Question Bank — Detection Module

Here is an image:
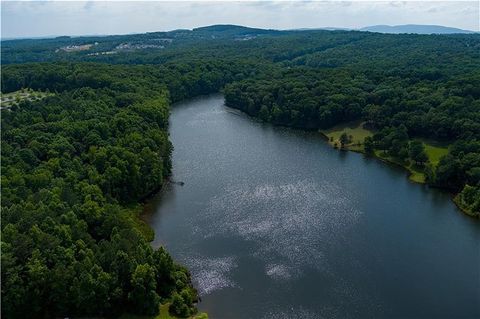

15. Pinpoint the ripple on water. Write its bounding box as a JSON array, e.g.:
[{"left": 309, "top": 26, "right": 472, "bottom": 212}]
[
  {"left": 182, "top": 255, "right": 238, "bottom": 295},
  {"left": 265, "top": 264, "right": 292, "bottom": 280},
  {"left": 188, "top": 180, "right": 363, "bottom": 289},
  {"left": 262, "top": 307, "right": 322, "bottom": 319},
  {"left": 185, "top": 107, "right": 225, "bottom": 127}
]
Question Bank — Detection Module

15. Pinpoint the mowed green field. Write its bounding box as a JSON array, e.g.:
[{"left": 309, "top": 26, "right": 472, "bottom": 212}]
[
  {"left": 376, "top": 141, "right": 449, "bottom": 183},
  {"left": 320, "top": 121, "right": 373, "bottom": 151},
  {"left": 321, "top": 121, "right": 450, "bottom": 183},
  {"left": 422, "top": 141, "right": 449, "bottom": 166}
]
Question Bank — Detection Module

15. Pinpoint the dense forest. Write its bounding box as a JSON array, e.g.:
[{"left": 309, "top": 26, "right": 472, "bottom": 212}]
[
  {"left": 222, "top": 28, "right": 480, "bottom": 216},
  {"left": 2, "top": 25, "right": 480, "bottom": 318},
  {"left": 1, "top": 61, "right": 254, "bottom": 318}
]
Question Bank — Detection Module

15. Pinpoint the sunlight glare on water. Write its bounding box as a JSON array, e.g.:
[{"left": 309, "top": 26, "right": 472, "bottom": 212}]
[{"left": 146, "top": 94, "right": 480, "bottom": 319}]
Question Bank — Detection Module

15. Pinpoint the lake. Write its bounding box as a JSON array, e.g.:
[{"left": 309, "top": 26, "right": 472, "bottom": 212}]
[{"left": 144, "top": 94, "right": 480, "bottom": 318}]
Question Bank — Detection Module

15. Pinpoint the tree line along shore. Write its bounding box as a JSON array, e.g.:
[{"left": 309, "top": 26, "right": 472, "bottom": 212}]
[{"left": 2, "top": 26, "right": 479, "bottom": 318}]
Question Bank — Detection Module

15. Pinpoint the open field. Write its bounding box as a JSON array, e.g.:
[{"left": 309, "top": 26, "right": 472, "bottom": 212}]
[
  {"left": 422, "top": 140, "right": 450, "bottom": 166},
  {"left": 1, "top": 89, "right": 53, "bottom": 109},
  {"left": 321, "top": 121, "right": 450, "bottom": 183},
  {"left": 320, "top": 121, "right": 373, "bottom": 151},
  {"left": 375, "top": 140, "right": 450, "bottom": 183}
]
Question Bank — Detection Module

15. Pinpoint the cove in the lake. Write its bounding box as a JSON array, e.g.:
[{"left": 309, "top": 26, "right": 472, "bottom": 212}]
[{"left": 143, "top": 94, "right": 480, "bottom": 319}]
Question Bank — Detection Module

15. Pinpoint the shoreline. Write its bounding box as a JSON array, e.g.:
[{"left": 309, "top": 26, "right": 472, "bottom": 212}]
[
  {"left": 319, "top": 131, "right": 477, "bottom": 219},
  {"left": 226, "top": 102, "right": 476, "bottom": 219}
]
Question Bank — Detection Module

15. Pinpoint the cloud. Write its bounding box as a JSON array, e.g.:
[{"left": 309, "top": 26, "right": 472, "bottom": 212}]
[{"left": 1, "top": 1, "right": 478, "bottom": 38}]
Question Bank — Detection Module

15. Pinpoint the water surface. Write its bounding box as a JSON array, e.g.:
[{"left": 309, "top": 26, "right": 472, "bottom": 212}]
[{"left": 144, "top": 94, "right": 480, "bottom": 318}]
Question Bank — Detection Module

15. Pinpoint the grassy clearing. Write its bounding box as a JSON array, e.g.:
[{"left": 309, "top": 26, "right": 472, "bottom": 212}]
[
  {"left": 407, "top": 140, "right": 449, "bottom": 183},
  {"left": 320, "top": 121, "right": 373, "bottom": 152},
  {"left": 120, "top": 303, "right": 208, "bottom": 319},
  {"left": 407, "top": 166, "right": 426, "bottom": 183},
  {"left": 321, "top": 121, "right": 450, "bottom": 184},
  {"left": 1, "top": 89, "right": 53, "bottom": 109},
  {"left": 422, "top": 140, "right": 449, "bottom": 166},
  {"left": 374, "top": 140, "right": 450, "bottom": 183}
]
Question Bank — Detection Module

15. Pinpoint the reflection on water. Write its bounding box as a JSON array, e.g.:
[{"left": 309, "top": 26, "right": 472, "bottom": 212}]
[{"left": 146, "top": 95, "right": 480, "bottom": 319}]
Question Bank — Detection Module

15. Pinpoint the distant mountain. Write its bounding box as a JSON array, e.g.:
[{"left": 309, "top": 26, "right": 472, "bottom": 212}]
[
  {"left": 192, "top": 24, "right": 280, "bottom": 37},
  {"left": 289, "top": 27, "right": 352, "bottom": 31},
  {"left": 360, "top": 24, "right": 475, "bottom": 34},
  {"left": 6, "top": 24, "right": 477, "bottom": 42},
  {"left": 193, "top": 24, "right": 268, "bottom": 33}
]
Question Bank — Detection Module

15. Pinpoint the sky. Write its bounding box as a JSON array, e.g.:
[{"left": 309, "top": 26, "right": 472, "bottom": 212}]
[{"left": 1, "top": 1, "right": 479, "bottom": 39}]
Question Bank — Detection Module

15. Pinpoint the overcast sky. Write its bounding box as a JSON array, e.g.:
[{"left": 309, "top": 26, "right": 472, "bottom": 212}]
[{"left": 2, "top": 1, "right": 479, "bottom": 39}]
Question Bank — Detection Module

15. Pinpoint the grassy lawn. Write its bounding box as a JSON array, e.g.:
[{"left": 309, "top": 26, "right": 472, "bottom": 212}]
[
  {"left": 374, "top": 140, "right": 450, "bottom": 184},
  {"left": 321, "top": 121, "right": 451, "bottom": 184},
  {"left": 421, "top": 140, "right": 449, "bottom": 166},
  {"left": 412, "top": 140, "right": 449, "bottom": 183},
  {"left": 406, "top": 165, "right": 426, "bottom": 183},
  {"left": 120, "top": 303, "right": 208, "bottom": 319},
  {"left": 320, "top": 121, "right": 373, "bottom": 151}
]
